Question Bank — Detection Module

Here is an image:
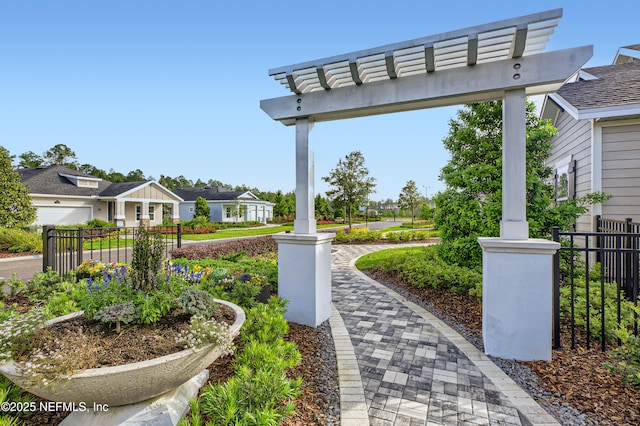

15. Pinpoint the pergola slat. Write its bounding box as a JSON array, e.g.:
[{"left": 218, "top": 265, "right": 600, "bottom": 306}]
[{"left": 269, "top": 8, "right": 562, "bottom": 94}]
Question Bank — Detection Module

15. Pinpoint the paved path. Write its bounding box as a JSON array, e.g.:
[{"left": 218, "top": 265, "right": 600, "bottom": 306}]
[{"left": 330, "top": 244, "right": 559, "bottom": 426}]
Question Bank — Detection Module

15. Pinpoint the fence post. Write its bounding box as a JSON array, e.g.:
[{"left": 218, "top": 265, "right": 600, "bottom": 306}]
[
  {"left": 42, "top": 225, "right": 56, "bottom": 272},
  {"left": 77, "top": 228, "right": 84, "bottom": 271},
  {"left": 552, "top": 226, "right": 561, "bottom": 349},
  {"left": 625, "top": 218, "right": 633, "bottom": 298},
  {"left": 177, "top": 223, "right": 182, "bottom": 248}
]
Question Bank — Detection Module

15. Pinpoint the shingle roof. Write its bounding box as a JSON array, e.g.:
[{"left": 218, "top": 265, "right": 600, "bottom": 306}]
[
  {"left": 172, "top": 187, "right": 246, "bottom": 202},
  {"left": 622, "top": 44, "right": 640, "bottom": 51},
  {"left": 99, "top": 181, "right": 148, "bottom": 197},
  {"left": 554, "top": 61, "right": 640, "bottom": 110},
  {"left": 17, "top": 165, "right": 150, "bottom": 197}
]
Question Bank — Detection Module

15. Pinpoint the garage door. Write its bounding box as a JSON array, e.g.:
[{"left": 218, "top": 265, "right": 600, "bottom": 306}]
[{"left": 36, "top": 207, "right": 92, "bottom": 226}]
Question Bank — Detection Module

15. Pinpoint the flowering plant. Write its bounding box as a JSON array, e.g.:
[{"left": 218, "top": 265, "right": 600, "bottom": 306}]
[{"left": 76, "top": 259, "right": 128, "bottom": 279}]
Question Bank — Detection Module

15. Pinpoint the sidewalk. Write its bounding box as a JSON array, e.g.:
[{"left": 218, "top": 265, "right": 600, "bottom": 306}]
[{"left": 330, "top": 244, "right": 559, "bottom": 426}]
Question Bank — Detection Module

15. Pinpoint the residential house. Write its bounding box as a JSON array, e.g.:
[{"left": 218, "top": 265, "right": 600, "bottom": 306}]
[
  {"left": 541, "top": 45, "right": 640, "bottom": 232},
  {"left": 18, "top": 165, "right": 183, "bottom": 227},
  {"left": 172, "top": 186, "right": 274, "bottom": 224}
]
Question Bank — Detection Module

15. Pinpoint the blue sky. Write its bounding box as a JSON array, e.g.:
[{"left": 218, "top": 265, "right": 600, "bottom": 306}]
[{"left": 0, "top": 1, "right": 637, "bottom": 201}]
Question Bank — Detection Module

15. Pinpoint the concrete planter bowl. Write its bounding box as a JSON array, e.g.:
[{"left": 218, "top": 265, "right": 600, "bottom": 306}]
[{"left": 0, "top": 299, "right": 245, "bottom": 407}]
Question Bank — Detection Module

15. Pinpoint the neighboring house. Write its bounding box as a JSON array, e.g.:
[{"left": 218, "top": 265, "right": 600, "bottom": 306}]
[
  {"left": 541, "top": 45, "right": 640, "bottom": 232},
  {"left": 172, "top": 186, "right": 274, "bottom": 224},
  {"left": 18, "top": 165, "right": 183, "bottom": 227}
]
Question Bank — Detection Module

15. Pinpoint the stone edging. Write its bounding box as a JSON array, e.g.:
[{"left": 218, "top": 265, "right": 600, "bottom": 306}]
[{"left": 329, "top": 305, "right": 370, "bottom": 426}]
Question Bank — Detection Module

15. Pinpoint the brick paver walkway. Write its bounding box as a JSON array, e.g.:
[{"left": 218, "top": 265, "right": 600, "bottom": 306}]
[{"left": 331, "top": 244, "right": 559, "bottom": 426}]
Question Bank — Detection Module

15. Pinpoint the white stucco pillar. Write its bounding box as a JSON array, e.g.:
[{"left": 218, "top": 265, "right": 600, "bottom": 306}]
[
  {"left": 172, "top": 202, "right": 180, "bottom": 224},
  {"left": 294, "top": 118, "right": 316, "bottom": 234},
  {"left": 501, "top": 88, "right": 529, "bottom": 240},
  {"left": 274, "top": 116, "right": 334, "bottom": 327},
  {"left": 115, "top": 201, "right": 126, "bottom": 227},
  {"left": 478, "top": 89, "right": 559, "bottom": 361}
]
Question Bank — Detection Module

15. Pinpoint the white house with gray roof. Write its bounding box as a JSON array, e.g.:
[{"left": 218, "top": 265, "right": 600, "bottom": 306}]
[
  {"left": 172, "top": 186, "right": 274, "bottom": 224},
  {"left": 18, "top": 165, "right": 182, "bottom": 227},
  {"left": 541, "top": 45, "right": 640, "bottom": 232}
]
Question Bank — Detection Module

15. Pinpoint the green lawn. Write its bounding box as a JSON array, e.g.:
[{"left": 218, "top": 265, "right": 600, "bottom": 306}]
[{"left": 354, "top": 246, "right": 424, "bottom": 270}]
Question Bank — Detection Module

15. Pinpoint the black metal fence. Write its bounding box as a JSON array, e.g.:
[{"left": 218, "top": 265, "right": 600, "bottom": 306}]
[
  {"left": 42, "top": 225, "right": 182, "bottom": 277},
  {"left": 595, "top": 215, "right": 640, "bottom": 298},
  {"left": 552, "top": 224, "right": 639, "bottom": 351}
]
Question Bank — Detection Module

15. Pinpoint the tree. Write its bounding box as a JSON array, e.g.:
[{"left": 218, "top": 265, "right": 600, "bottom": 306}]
[
  {"left": 398, "top": 180, "right": 422, "bottom": 227},
  {"left": 126, "top": 169, "right": 146, "bottom": 182},
  {"left": 273, "top": 190, "right": 295, "bottom": 219},
  {"left": 419, "top": 203, "right": 434, "bottom": 221},
  {"left": 194, "top": 196, "right": 211, "bottom": 220},
  {"left": 0, "top": 147, "right": 36, "bottom": 227},
  {"left": 43, "top": 144, "right": 78, "bottom": 168},
  {"left": 17, "top": 151, "right": 44, "bottom": 168},
  {"left": 434, "top": 100, "right": 607, "bottom": 270},
  {"left": 322, "top": 151, "right": 376, "bottom": 229},
  {"left": 314, "top": 194, "right": 332, "bottom": 219}
]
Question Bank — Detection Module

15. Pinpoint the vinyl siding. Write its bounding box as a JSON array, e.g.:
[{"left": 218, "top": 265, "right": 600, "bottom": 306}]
[
  {"left": 602, "top": 123, "right": 640, "bottom": 222},
  {"left": 546, "top": 111, "right": 592, "bottom": 232}
]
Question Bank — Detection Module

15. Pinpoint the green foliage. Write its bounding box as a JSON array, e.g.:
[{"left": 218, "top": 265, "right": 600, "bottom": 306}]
[
  {"left": 322, "top": 151, "right": 376, "bottom": 229},
  {"left": 398, "top": 180, "right": 422, "bottom": 226},
  {"left": 136, "top": 289, "right": 176, "bottom": 324},
  {"left": 435, "top": 236, "right": 483, "bottom": 272},
  {"left": 559, "top": 271, "right": 638, "bottom": 342},
  {"left": 0, "top": 147, "right": 36, "bottom": 228},
  {"left": 194, "top": 196, "right": 211, "bottom": 220},
  {"left": 314, "top": 194, "right": 332, "bottom": 219},
  {"left": 200, "top": 298, "right": 301, "bottom": 425},
  {"left": 209, "top": 268, "right": 234, "bottom": 285},
  {"left": 273, "top": 190, "right": 295, "bottom": 219},
  {"left": 333, "top": 228, "right": 383, "bottom": 243},
  {"left": 241, "top": 298, "right": 289, "bottom": 344},
  {"left": 43, "top": 143, "right": 77, "bottom": 167},
  {"left": 85, "top": 218, "right": 112, "bottom": 228},
  {"left": 0, "top": 374, "right": 33, "bottom": 425},
  {"left": 44, "top": 293, "right": 80, "bottom": 318},
  {"left": 359, "top": 246, "right": 482, "bottom": 297},
  {"left": 435, "top": 100, "right": 606, "bottom": 269},
  {"left": 604, "top": 315, "right": 640, "bottom": 386},
  {"left": 130, "top": 226, "right": 165, "bottom": 291},
  {"left": 94, "top": 302, "right": 138, "bottom": 333},
  {"left": 419, "top": 203, "right": 435, "bottom": 221},
  {"left": 174, "top": 255, "right": 278, "bottom": 293},
  {"left": 178, "top": 289, "right": 217, "bottom": 318},
  {"left": 0, "top": 228, "right": 42, "bottom": 253}
]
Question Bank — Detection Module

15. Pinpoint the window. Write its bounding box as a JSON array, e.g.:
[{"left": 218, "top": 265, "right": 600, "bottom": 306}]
[
  {"left": 149, "top": 206, "right": 155, "bottom": 221},
  {"left": 554, "top": 155, "right": 574, "bottom": 203},
  {"left": 226, "top": 207, "right": 233, "bottom": 219},
  {"left": 136, "top": 205, "right": 141, "bottom": 221}
]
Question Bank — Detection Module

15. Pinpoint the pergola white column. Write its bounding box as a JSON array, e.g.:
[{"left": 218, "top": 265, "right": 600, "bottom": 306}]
[
  {"left": 261, "top": 8, "right": 591, "bottom": 358},
  {"left": 273, "top": 117, "right": 334, "bottom": 327},
  {"left": 501, "top": 89, "right": 529, "bottom": 240},
  {"left": 294, "top": 118, "right": 316, "bottom": 234},
  {"left": 477, "top": 88, "right": 559, "bottom": 361}
]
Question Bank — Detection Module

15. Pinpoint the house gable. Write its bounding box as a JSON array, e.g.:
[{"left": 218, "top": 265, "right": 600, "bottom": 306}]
[{"left": 543, "top": 60, "right": 640, "bottom": 121}]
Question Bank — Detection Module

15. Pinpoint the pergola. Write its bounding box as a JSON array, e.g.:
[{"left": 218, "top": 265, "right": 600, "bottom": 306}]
[{"left": 261, "top": 9, "right": 592, "bottom": 360}]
